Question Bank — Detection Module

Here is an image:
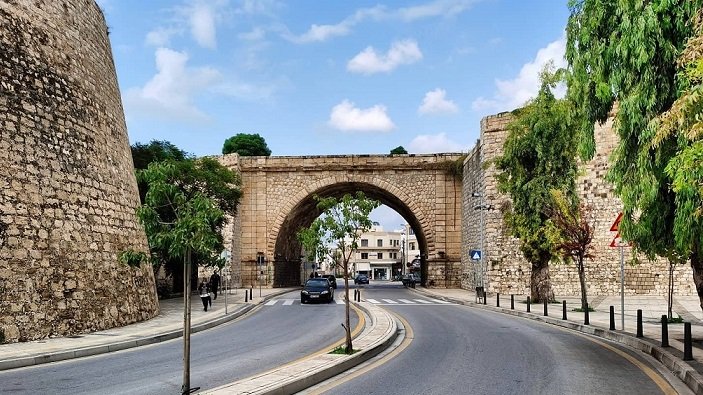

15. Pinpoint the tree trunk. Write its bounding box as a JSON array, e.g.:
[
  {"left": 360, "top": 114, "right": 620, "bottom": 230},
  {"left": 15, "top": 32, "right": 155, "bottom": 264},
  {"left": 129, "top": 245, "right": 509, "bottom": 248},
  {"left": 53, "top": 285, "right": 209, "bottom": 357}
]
[
  {"left": 530, "top": 260, "right": 553, "bottom": 303},
  {"left": 668, "top": 262, "right": 674, "bottom": 320},
  {"left": 181, "top": 250, "right": 192, "bottom": 395},
  {"left": 343, "top": 260, "right": 352, "bottom": 353},
  {"left": 691, "top": 245, "right": 703, "bottom": 312},
  {"left": 577, "top": 256, "right": 588, "bottom": 311}
]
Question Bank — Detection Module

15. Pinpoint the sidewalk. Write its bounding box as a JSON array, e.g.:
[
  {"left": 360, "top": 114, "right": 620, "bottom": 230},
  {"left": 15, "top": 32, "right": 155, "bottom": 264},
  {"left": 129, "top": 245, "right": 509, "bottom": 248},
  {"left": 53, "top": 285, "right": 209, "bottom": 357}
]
[
  {"left": 414, "top": 288, "right": 703, "bottom": 394},
  {"left": 0, "top": 286, "right": 297, "bottom": 371}
]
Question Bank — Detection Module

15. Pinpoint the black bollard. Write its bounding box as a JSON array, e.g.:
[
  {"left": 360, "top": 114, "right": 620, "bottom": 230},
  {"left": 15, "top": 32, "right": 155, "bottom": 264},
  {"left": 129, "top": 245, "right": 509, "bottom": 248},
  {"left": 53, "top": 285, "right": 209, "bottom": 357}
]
[
  {"left": 483, "top": 290, "right": 487, "bottom": 305},
  {"left": 527, "top": 296, "right": 531, "bottom": 312},
  {"left": 562, "top": 300, "right": 567, "bottom": 320},
  {"left": 636, "top": 309, "right": 643, "bottom": 338},
  {"left": 584, "top": 303, "right": 590, "bottom": 325},
  {"left": 661, "top": 315, "right": 669, "bottom": 347},
  {"left": 496, "top": 293, "right": 500, "bottom": 307},
  {"left": 511, "top": 294, "right": 514, "bottom": 310},
  {"left": 357, "top": 289, "right": 361, "bottom": 302},
  {"left": 245, "top": 290, "right": 248, "bottom": 303},
  {"left": 684, "top": 322, "right": 693, "bottom": 361},
  {"left": 609, "top": 306, "right": 615, "bottom": 330},
  {"left": 543, "top": 299, "right": 548, "bottom": 317},
  {"left": 250, "top": 287, "right": 253, "bottom": 298}
]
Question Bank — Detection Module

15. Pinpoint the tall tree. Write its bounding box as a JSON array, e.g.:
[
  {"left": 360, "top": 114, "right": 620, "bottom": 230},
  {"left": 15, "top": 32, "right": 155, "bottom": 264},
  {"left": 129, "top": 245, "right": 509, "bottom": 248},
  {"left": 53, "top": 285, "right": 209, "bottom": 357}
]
[
  {"left": 546, "top": 190, "right": 595, "bottom": 311},
  {"left": 390, "top": 146, "right": 408, "bottom": 155},
  {"left": 495, "top": 66, "right": 578, "bottom": 303},
  {"left": 650, "top": 9, "right": 703, "bottom": 313},
  {"left": 121, "top": 158, "right": 241, "bottom": 394},
  {"left": 299, "top": 192, "right": 379, "bottom": 353},
  {"left": 566, "top": 0, "right": 703, "bottom": 308},
  {"left": 131, "top": 140, "right": 190, "bottom": 170},
  {"left": 222, "top": 133, "right": 272, "bottom": 156}
]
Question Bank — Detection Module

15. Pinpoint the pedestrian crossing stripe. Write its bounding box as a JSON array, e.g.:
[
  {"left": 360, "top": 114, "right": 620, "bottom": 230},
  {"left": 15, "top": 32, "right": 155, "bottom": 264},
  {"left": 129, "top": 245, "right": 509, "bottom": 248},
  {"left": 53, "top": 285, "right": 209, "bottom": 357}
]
[{"left": 264, "top": 298, "right": 456, "bottom": 306}]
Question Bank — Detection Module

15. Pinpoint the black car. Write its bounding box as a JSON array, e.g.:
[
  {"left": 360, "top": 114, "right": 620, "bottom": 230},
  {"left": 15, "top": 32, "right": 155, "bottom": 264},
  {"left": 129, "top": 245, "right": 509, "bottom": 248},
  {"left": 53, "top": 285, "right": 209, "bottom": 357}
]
[
  {"left": 323, "top": 275, "right": 337, "bottom": 289},
  {"left": 301, "top": 278, "right": 334, "bottom": 303},
  {"left": 354, "top": 274, "right": 369, "bottom": 285}
]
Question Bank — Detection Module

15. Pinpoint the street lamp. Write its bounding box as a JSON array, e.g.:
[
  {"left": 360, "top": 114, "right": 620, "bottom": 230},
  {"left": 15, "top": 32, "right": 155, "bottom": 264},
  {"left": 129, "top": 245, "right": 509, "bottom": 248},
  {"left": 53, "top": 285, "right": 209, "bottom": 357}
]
[
  {"left": 220, "top": 250, "right": 230, "bottom": 314},
  {"left": 471, "top": 192, "right": 484, "bottom": 291}
]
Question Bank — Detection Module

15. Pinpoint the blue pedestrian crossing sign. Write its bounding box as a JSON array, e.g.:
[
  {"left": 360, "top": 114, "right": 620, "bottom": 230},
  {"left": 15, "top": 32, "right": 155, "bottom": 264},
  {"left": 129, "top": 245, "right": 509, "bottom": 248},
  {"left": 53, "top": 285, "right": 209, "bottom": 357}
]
[{"left": 470, "top": 250, "right": 481, "bottom": 261}]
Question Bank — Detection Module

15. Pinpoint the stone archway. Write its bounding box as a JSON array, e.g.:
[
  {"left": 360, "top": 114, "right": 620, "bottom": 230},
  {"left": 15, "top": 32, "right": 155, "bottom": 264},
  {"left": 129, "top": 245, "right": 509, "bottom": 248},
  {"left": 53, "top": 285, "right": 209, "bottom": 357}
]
[
  {"left": 270, "top": 180, "right": 431, "bottom": 287},
  {"left": 221, "top": 154, "right": 463, "bottom": 289}
]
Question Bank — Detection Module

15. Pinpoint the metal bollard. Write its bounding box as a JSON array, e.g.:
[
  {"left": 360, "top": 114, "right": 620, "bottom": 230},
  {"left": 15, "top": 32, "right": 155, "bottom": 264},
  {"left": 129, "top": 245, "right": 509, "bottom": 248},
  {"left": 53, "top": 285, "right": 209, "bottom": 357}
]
[
  {"left": 636, "top": 309, "right": 643, "bottom": 338},
  {"left": 584, "top": 303, "right": 590, "bottom": 325},
  {"left": 684, "top": 322, "right": 693, "bottom": 361},
  {"left": 357, "top": 289, "right": 361, "bottom": 302},
  {"left": 562, "top": 300, "right": 567, "bottom": 320},
  {"left": 609, "top": 306, "right": 615, "bottom": 330},
  {"left": 543, "top": 299, "right": 548, "bottom": 317},
  {"left": 245, "top": 290, "right": 248, "bottom": 303},
  {"left": 661, "top": 315, "right": 669, "bottom": 347},
  {"left": 483, "top": 290, "right": 487, "bottom": 305},
  {"left": 527, "top": 296, "right": 531, "bottom": 312},
  {"left": 511, "top": 294, "right": 514, "bottom": 310},
  {"left": 497, "top": 293, "right": 500, "bottom": 307}
]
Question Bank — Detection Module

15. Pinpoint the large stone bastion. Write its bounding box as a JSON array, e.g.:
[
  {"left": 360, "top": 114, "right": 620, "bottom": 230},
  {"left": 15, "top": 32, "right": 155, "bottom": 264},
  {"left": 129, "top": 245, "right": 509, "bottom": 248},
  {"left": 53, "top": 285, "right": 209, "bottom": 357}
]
[{"left": 0, "top": 0, "right": 159, "bottom": 342}]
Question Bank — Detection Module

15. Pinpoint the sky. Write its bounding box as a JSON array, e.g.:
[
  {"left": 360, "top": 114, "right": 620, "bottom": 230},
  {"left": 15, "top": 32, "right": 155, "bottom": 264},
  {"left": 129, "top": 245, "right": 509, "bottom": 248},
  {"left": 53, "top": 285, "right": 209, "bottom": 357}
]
[{"left": 96, "top": 0, "right": 570, "bottom": 231}]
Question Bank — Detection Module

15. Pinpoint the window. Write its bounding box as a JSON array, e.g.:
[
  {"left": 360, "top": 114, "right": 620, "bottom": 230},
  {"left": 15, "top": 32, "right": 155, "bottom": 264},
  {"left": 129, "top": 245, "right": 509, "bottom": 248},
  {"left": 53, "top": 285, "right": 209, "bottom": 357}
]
[
  {"left": 361, "top": 253, "right": 368, "bottom": 259},
  {"left": 391, "top": 252, "right": 397, "bottom": 259},
  {"left": 377, "top": 239, "right": 383, "bottom": 247},
  {"left": 409, "top": 242, "right": 415, "bottom": 250},
  {"left": 377, "top": 253, "right": 383, "bottom": 260},
  {"left": 361, "top": 239, "right": 368, "bottom": 247}
]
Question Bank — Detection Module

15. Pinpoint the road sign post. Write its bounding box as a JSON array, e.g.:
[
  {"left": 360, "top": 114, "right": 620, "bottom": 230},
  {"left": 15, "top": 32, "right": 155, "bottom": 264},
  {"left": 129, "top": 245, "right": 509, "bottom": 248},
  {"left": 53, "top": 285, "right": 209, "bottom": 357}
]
[{"left": 609, "top": 212, "right": 630, "bottom": 330}]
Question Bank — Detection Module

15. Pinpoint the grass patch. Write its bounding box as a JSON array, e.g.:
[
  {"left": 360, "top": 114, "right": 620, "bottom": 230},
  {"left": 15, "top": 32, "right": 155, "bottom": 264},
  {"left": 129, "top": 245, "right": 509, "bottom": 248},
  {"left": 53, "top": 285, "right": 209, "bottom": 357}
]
[
  {"left": 572, "top": 307, "right": 595, "bottom": 312},
  {"left": 329, "top": 345, "right": 358, "bottom": 355},
  {"left": 667, "top": 315, "right": 684, "bottom": 324}
]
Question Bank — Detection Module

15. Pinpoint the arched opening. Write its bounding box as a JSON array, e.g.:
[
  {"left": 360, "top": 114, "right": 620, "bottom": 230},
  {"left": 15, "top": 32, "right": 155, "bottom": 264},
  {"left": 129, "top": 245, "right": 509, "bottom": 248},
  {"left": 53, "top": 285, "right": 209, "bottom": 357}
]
[{"left": 272, "top": 182, "right": 428, "bottom": 287}]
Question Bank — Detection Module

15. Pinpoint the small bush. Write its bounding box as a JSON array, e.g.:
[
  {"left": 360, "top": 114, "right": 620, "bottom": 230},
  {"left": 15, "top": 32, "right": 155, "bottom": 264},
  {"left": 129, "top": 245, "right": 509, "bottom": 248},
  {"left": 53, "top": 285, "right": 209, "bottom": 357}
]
[
  {"left": 667, "top": 315, "right": 684, "bottom": 324},
  {"left": 329, "top": 345, "right": 357, "bottom": 355}
]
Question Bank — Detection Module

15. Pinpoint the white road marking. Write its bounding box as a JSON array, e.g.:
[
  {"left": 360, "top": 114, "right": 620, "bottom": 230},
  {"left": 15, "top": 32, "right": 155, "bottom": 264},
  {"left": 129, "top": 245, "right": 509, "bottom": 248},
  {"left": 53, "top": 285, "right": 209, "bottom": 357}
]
[
  {"left": 382, "top": 299, "right": 398, "bottom": 304},
  {"left": 265, "top": 300, "right": 278, "bottom": 306},
  {"left": 366, "top": 299, "right": 380, "bottom": 304},
  {"left": 414, "top": 299, "right": 432, "bottom": 304},
  {"left": 283, "top": 299, "right": 294, "bottom": 305}
]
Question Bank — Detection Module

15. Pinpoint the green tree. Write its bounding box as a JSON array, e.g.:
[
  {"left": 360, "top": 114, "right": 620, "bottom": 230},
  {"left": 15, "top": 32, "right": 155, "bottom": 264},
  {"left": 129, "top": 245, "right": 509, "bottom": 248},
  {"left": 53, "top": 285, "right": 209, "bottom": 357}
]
[
  {"left": 495, "top": 66, "right": 578, "bottom": 303},
  {"left": 122, "top": 158, "right": 241, "bottom": 393},
  {"left": 545, "top": 190, "right": 595, "bottom": 311},
  {"left": 299, "top": 192, "right": 379, "bottom": 354},
  {"left": 566, "top": 0, "right": 703, "bottom": 308},
  {"left": 390, "top": 146, "right": 408, "bottom": 155},
  {"left": 222, "top": 133, "right": 272, "bottom": 156},
  {"left": 131, "top": 140, "right": 190, "bottom": 170}
]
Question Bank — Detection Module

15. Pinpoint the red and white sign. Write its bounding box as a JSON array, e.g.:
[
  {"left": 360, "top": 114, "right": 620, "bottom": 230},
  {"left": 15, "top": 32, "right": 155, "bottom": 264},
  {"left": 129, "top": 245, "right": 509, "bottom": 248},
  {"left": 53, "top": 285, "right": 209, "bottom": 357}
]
[{"left": 609, "top": 212, "right": 631, "bottom": 248}]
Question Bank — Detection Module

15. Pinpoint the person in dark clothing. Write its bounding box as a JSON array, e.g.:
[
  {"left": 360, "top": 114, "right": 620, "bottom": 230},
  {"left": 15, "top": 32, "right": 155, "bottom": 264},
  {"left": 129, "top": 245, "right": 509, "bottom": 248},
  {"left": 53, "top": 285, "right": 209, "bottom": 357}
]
[
  {"left": 198, "top": 280, "right": 211, "bottom": 311},
  {"left": 209, "top": 270, "right": 221, "bottom": 300}
]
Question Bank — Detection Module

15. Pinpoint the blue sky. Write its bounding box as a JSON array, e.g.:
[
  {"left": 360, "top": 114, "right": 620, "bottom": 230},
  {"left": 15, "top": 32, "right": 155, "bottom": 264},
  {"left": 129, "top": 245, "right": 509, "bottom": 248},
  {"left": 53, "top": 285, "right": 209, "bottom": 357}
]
[{"left": 97, "top": 0, "right": 570, "bottom": 230}]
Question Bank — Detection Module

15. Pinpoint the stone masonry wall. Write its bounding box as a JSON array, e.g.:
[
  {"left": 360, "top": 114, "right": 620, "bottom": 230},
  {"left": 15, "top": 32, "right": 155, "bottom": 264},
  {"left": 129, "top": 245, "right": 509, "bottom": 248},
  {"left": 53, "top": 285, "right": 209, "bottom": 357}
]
[
  {"left": 462, "top": 112, "right": 694, "bottom": 297},
  {"left": 0, "top": 0, "right": 159, "bottom": 342}
]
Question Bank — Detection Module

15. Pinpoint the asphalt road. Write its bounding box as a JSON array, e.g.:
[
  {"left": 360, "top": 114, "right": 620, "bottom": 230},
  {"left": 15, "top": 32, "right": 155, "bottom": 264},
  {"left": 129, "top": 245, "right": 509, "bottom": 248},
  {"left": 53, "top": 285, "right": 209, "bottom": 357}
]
[
  {"left": 0, "top": 289, "right": 358, "bottom": 395},
  {"left": 317, "top": 282, "right": 684, "bottom": 395}
]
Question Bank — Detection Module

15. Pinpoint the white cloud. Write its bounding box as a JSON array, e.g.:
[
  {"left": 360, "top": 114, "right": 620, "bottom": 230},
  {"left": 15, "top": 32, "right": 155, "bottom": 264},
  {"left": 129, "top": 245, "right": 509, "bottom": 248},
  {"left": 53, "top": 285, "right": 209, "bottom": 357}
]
[
  {"left": 347, "top": 40, "right": 422, "bottom": 75},
  {"left": 286, "top": 1, "right": 478, "bottom": 43},
  {"left": 471, "top": 35, "right": 566, "bottom": 113},
  {"left": 418, "top": 88, "right": 459, "bottom": 115},
  {"left": 145, "top": 27, "right": 180, "bottom": 47},
  {"left": 398, "top": 0, "right": 479, "bottom": 21},
  {"left": 328, "top": 100, "right": 395, "bottom": 132},
  {"left": 408, "top": 133, "right": 465, "bottom": 153},
  {"left": 189, "top": 2, "right": 218, "bottom": 49},
  {"left": 123, "top": 48, "right": 220, "bottom": 121}
]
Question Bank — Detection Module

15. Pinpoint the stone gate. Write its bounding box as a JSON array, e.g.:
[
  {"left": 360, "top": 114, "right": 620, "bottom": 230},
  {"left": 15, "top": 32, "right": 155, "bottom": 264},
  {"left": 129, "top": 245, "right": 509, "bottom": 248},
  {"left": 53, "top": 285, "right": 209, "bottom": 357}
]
[{"left": 218, "top": 154, "right": 464, "bottom": 288}]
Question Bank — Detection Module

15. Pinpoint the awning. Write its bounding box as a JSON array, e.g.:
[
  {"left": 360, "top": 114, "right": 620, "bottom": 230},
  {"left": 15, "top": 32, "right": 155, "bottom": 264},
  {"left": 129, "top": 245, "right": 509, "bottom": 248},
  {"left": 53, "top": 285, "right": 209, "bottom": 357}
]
[{"left": 356, "top": 262, "right": 371, "bottom": 271}]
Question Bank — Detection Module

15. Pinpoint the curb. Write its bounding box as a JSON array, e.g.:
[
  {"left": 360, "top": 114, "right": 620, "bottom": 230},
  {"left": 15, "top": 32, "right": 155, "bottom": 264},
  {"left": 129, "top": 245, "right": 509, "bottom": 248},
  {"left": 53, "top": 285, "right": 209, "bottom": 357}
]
[
  {"left": 412, "top": 287, "right": 703, "bottom": 395},
  {"left": 202, "top": 301, "right": 400, "bottom": 395},
  {"left": 0, "top": 289, "right": 293, "bottom": 371}
]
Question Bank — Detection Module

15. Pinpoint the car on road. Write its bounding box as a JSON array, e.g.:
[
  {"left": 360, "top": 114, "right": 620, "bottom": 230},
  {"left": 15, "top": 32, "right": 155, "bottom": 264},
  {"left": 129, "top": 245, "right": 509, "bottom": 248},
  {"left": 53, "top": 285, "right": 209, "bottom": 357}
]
[
  {"left": 323, "top": 274, "right": 337, "bottom": 289},
  {"left": 354, "top": 274, "right": 369, "bottom": 285},
  {"left": 301, "top": 278, "right": 334, "bottom": 303},
  {"left": 401, "top": 273, "right": 421, "bottom": 287}
]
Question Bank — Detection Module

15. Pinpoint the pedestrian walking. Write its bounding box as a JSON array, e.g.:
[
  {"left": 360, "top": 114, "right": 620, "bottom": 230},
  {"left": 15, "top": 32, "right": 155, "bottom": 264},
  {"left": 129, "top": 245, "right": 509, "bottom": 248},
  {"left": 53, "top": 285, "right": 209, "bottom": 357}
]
[
  {"left": 209, "top": 270, "right": 221, "bottom": 300},
  {"left": 198, "top": 280, "right": 211, "bottom": 311}
]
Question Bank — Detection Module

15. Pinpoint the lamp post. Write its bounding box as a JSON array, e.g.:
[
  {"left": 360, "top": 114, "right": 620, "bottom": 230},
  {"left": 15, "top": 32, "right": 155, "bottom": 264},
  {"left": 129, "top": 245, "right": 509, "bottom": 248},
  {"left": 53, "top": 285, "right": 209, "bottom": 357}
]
[
  {"left": 220, "top": 250, "right": 230, "bottom": 314},
  {"left": 472, "top": 192, "right": 484, "bottom": 290}
]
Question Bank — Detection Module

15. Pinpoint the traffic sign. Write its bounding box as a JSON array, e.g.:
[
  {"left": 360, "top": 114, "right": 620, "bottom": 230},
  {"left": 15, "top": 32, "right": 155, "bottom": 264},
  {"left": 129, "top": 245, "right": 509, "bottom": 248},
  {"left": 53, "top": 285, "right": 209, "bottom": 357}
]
[
  {"left": 609, "top": 212, "right": 631, "bottom": 248},
  {"left": 470, "top": 250, "right": 481, "bottom": 261},
  {"left": 610, "top": 212, "right": 623, "bottom": 232}
]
